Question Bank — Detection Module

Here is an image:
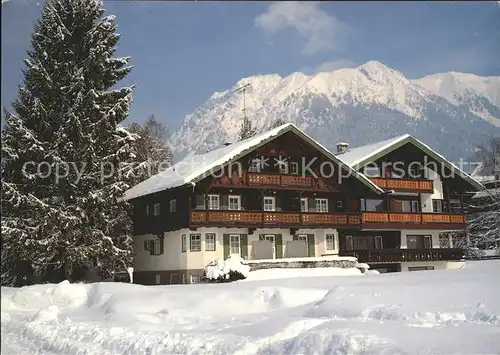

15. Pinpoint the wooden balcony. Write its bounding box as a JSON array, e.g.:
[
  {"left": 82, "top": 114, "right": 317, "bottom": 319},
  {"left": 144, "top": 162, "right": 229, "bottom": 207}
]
[
  {"left": 190, "top": 210, "right": 360, "bottom": 228},
  {"left": 361, "top": 212, "right": 465, "bottom": 230},
  {"left": 339, "top": 248, "right": 465, "bottom": 263},
  {"left": 247, "top": 173, "right": 313, "bottom": 188},
  {"left": 369, "top": 178, "right": 433, "bottom": 193}
]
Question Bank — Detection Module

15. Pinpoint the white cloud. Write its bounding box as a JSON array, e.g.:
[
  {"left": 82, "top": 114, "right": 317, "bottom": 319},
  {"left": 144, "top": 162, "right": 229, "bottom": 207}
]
[
  {"left": 254, "top": 2, "right": 347, "bottom": 55},
  {"left": 301, "top": 59, "right": 357, "bottom": 74}
]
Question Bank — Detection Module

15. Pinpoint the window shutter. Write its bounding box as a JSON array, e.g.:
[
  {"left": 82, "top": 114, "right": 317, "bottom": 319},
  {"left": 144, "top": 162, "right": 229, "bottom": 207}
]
[
  {"left": 240, "top": 234, "right": 248, "bottom": 259},
  {"left": 221, "top": 195, "right": 229, "bottom": 210},
  {"left": 223, "top": 234, "right": 230, "bottom": 259},
  {"left": 308, "top": 198, "right": 316, "bottom": 212},
  {"left": 328, "top": 198, "right": 335, "bottom": 213},
  {"left": 159, "top": 237, "right": 164, "bottom": 255},
  {"left": 307, "top": 234, "right": 315, "bottom": 257},
  {"left": 275, "top": 234, "right": 283, "bottom": 258}
]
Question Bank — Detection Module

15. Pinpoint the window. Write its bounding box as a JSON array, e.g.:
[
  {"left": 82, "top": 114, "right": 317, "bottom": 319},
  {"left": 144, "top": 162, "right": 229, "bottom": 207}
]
[
  {"left": 278, "top": 162, "right": 288, "bottom": 174},
  {"left": 326, "top": 234, "right": 335, "bottom": 250},
  {"left": 205, "top": 233, "right": 216, "bottom": 251},
  {"left": 190, "top": 234, "right": 201, "bottom": 252},
  {"left": 263, "top": 196, "right": 276, "bottom": 211},
  {"left": 300, "top": 198, "right": 308, "bottom": 212},
  {"left": 375, "top": 236, "right": 383, "bottom": 249},
  {"left": 408, "top": 266, "right": 434, "bottom": 272},
  {"left": 169, "top": 199, "right": 177, "bottom": 213},
  {"left": 146, "top": 239, "right": 162, "bottom": 255},
  {"left": 290, "top": 162, "right": 299, "bottom": 175},
  {"left": 155, "top": 274, "right": 161, "bottom": 285},
  {"left": 316, "top": 198, "right": 328, "bottom": 213},
  {"left": 432, "top": 199, "right": 443, "bottom": 213},
  {"left": 144, "top": 240, "right": 151, "bottom": 251},
  {"left": 346, "top": 235, "right": 353, "bottom": 250},
  {"left": 228, "top": 195, "right": 241, "bottom": 210},
  {"left": 360, "top": 199, "right": 385, "bottom": 212},
  {"left": 249, "top": 159, "right": 261, "bottom": 172},
  {"left": 411, "top": 200, "right": 419, "bottom": 212},
  {"left": 336, "top": 200, "right": 344, "bottom": 211},
  {"left": 208, "top": 194, "right": 220, "bottom": 210},
  {"left": 153, "top": 203, "right": 160, "bottom": 216},
  {"left": 230, "top": 234, "right": 241, "bottom": 255},
  {"left": 145, "top": 205, "right": 150, "bottom": 216},
  {"left": 195, "top": 194, "right": 206, "bottom": 210},
  {"left": 181, "top": 234, "right": 187, "bottom": 252},
  {"left": 407, "top": 235, "right": 433, "bottom": 249},
  {"left": 170, "top": 274, "right": 179, "bottom": 284},
  {"left": 190, "top": 274, "right": 201, "bottom": 284}
]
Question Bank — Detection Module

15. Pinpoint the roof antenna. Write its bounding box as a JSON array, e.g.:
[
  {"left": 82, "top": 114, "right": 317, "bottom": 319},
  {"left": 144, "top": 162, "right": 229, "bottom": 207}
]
[{"left": 231, "top": 83, "right": 252, "bottom": 121}]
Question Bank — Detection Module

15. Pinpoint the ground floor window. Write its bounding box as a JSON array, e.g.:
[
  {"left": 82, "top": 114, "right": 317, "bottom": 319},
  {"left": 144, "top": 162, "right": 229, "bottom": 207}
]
[
  {"left": 155, "top": 274, "right": 161, "bottom": 284},
  {"left": 230, "top": 234, "right": 241, "bottom": 255},
  {"left": 326, "top": 234, "right": 335, "bottom": 250},
  {"left": 190, "top": 274, "right": 201, "bottom": 283}
]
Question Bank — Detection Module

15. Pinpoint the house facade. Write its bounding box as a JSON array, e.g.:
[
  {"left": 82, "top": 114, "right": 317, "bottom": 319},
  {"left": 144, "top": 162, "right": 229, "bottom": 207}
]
[{"left": 124, "top": 124, "right": 483, "bottom": 284}]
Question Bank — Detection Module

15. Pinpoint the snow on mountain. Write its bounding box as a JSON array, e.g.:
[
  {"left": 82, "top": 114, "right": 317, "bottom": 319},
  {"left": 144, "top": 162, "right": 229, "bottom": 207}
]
[
  {"left": 170, "top": 61, "right": 500, "bottom": 162},
  {"left": 414, "top": 72, "right": 500, "bottom": 127}
]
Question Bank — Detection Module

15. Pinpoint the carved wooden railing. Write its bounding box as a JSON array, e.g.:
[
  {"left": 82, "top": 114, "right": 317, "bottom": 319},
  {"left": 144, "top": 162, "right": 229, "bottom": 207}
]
[
  {"left": 369, "top": 178, "right": 433, "bottom": 192},
  {"left": 247, "top": 173, "right": 312, "bottom": 187},
  {"left": 339, "top": 248, "right": 465, "bottom": 263},
  {"left": 361, "top": 212, "right": 465, "bottom": 226},
  {"left": 190, "top": 210, "right": 360, "bottom": 227}
]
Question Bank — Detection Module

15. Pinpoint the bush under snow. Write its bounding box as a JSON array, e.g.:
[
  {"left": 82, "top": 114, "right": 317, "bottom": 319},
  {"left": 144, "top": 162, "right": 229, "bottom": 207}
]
[{"left": 203, "top": 255, "right": 251, "bottom": 282}]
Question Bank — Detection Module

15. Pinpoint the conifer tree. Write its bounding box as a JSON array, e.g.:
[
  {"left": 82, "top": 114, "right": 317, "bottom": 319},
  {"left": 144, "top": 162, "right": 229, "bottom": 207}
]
[
  {"left": 238, "top": 116, "right": 257, "bottom": 141},
  {"left": 270, "top": 118, "right": 287, "bottom": 129},
  {"left": 1, "top": 0, "right": 138, "bottom": 284}
]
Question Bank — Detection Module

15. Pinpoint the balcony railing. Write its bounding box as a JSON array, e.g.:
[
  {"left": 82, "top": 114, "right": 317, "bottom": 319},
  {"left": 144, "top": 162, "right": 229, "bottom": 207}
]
[
  {"left": 369, "top": 178, "right": 433, "bottom": 192},
  {"left": 339, "top": 248, "right": 465, "bottom": 263},
  {"left": 190, "top": 210, "right": 360, "bottom": 227},
  {"left": 247, "top": 173, "right": 313, "bottom": 187},
  {"left": 361, "top": 212, "right": 465, "bottom": 227}
]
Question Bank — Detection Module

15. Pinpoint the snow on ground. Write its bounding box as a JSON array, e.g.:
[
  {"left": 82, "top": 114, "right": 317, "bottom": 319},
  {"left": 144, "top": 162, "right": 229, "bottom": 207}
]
[{"left": 2, "top": 261, "right": 500, "bottom": 355}]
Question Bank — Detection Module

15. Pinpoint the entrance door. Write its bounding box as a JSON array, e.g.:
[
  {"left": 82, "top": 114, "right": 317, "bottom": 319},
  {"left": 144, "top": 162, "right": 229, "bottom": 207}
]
[{"left": 264, "top": 235, "right": 276, "bottom": 259}]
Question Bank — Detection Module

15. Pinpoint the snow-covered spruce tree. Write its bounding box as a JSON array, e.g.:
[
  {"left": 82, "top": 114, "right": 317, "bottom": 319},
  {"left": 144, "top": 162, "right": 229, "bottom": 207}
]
[
  {"left": 1, "top": 0, "right": 138, "bottom": 285},
  {"left": 238, "top": 116, "right": 257, "bottom": 141},
  {"left": 128, "top": 115, "right": 173, "bottom": 183}
]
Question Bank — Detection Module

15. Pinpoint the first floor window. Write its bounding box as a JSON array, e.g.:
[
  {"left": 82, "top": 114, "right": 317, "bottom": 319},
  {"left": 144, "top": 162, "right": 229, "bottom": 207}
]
[
  {"left": 316, "top": 198, "right": 328, "bottom": 213},
  {"left": 153, "top": 203, "right": 161, "bottom": 216},
  {"left": 205, "top": 233, "right": 216, "bottom": 251},
  {"left": 169, "top": 199, "right": 177, "bottom": 213},
  {"left": 375, "top": 236, "right": 383, "bottom": 249},
  {"left": 300, "top": 198, "right": 308, "bottom": 212},
  {"left": 230, "top": 234, "right": 241, "bottom": 255},
  {"left": 181, "top": 234, "right": 187, "bottom": 252},
  {"left": 326, "top": 234, "right": 335, "bottom": 250},
  {"left": 208, "top": 194, "right": 220, "bottom": 210},
  {"left": 432, "top": 199, "right": 443, "bottom": 213},
  {"left": 190, "top": 234, "right": 201, "bottom": 252},
  {"left": 263, "top": 196, "right": 276, "bottom": 211},
  {"left": 290, "top": 162, "right": 299, "bottom": 175},
  {"left": 228, "top": 195, "right": 241, "bottom": 210}
]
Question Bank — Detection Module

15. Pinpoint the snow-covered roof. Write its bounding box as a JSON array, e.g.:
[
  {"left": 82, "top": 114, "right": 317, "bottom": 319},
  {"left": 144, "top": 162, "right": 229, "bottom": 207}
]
[
  {"left": 472, "top": 187, "right": 500, "bottom": 200},
  {"left": 336, "top": 134, "right": 484, "bottom": 191},
  {"left": 124, "top": 123, "right": 383, "bottom": 200}
]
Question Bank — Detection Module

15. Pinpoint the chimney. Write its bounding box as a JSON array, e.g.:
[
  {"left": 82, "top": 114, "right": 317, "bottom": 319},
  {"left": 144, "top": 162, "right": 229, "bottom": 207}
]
[{"left": 336, "top": 142, "right": 349, "bottom": 154}]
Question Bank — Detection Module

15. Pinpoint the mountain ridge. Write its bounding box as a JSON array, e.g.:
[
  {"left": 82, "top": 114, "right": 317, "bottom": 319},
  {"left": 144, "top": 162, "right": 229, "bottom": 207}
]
[{"left": 169, "top": 61, "right": 500, "bottom": 162}]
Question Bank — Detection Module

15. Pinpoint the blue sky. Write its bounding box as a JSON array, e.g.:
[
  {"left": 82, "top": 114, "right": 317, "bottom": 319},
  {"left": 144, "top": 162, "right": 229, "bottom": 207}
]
[{"left": 2, "top": 1, "right": 499, "bottom": 131}]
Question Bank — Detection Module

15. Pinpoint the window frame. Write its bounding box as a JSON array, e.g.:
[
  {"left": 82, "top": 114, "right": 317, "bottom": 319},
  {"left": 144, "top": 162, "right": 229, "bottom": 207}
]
[
  {"left": 181, "top": 234, "right": 187, "bottom": 252},
  {"left": 249, "top": 158, "right": 261, "bottom": 173},
  {"left": 316, "top": 198, "right": 329, "bottom": 213},
  {"left": 375, "top": 235, "right": 383, "bottom": 250},
  {"left": 346, "top": 235, "right": 353, "bottom": 250},
  {"left": 228, "top": 195, "right": 241, "bottom": 210},
  {"left": 169, "top": 199, "right": 177, "bottom": 213},
  {"left": 326, "top": 234, "right": 335, "bottom": 250},
  {"left": 290, "top": 162, "right": 299, "bottom": 175},
  {"left": 263, "top": 196, "right": 276, "bottom": 211},
  {"left": 207, "top": 194, "right": 220, "bottom": 210},
  {"left": 205, "top": 233, "right": 216, "bottom": 251},
  {"left": 190, "top": 233, "right": 202, "bottom": 252},
  {"left": 153, "top": 203, "right": 161, "bottom": 216},
  {"left": 229, "top": 234, "right": 241, "bottom": 255},
  {"left": 300, "top": 198, "right": 308, "bottom": 212},
  {"left": 432, "top": 199, "right": 443, "bottom": 213}
]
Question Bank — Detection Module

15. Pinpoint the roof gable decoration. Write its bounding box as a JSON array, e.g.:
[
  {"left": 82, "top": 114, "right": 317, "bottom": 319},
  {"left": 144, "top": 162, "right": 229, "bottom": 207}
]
[
  {"left": 123, "top": 123, "right": 384, "bottom": 201},
  {"left": 337, "top": 134, "right": 484, "bottom": 191}
]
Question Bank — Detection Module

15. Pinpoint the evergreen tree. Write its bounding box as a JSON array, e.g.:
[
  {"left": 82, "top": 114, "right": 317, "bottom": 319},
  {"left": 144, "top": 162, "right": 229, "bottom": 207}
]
[
  {"left": 1, "top": 0, "right": 138, "bottom": 285},
  {"left": 238, "top": 116, "right": 257, "bottom": 141},
  {"left": 128, "top": 115, "right": 173, "bottom": 182},
  {"left": 270, "top": 118, "right": 287, "bottom": 129}
]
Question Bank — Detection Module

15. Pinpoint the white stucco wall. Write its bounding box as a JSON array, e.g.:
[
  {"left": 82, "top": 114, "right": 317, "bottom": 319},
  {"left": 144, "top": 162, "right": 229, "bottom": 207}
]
[
  {"left": 134, "top": 231, "right": 186, "bottom": 272},
  {"left": 400, "top": 261, "right": 465, "bottom": 272},
  {"left": 421, "top": 167, "right": 444, "bottom": 212},
  {"left": 400, "top": 229, "right": 441, "bottom": 249}
]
